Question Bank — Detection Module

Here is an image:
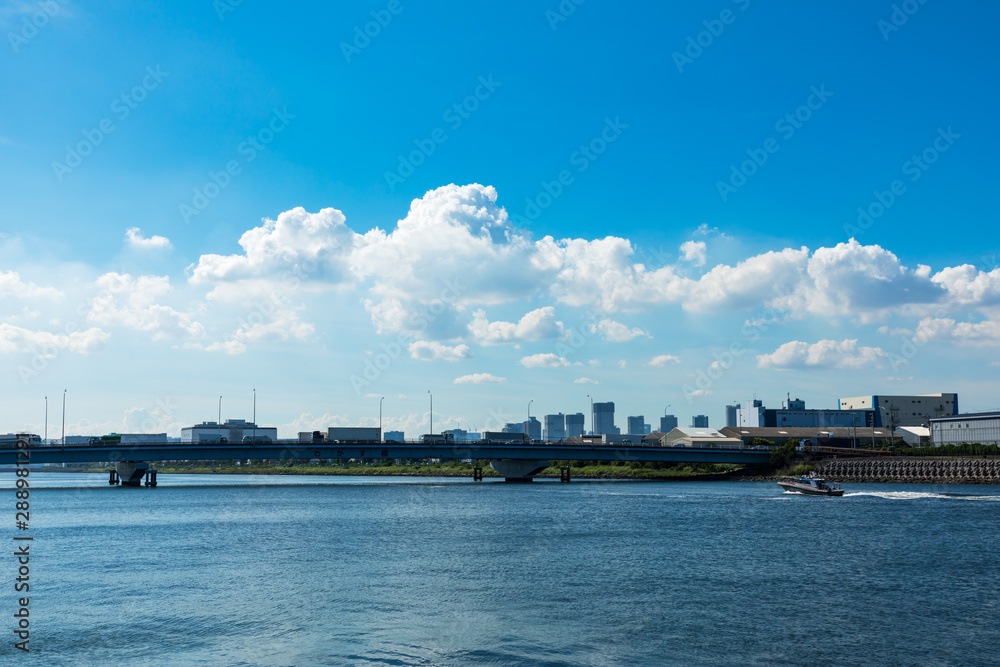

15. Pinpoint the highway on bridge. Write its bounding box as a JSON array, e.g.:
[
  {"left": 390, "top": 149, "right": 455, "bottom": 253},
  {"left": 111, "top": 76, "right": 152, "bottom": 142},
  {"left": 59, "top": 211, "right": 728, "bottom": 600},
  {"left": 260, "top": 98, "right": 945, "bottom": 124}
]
[{"left": 1, "top": 440, "right": 772, "bottom": 467}]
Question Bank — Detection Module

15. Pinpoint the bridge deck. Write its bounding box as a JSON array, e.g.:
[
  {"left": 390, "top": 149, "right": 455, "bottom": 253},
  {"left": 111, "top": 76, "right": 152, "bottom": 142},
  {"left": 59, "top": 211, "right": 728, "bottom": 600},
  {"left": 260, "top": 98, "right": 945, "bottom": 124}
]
[{"left": 0, "top": 440, "right": 772, "bottom": 466}]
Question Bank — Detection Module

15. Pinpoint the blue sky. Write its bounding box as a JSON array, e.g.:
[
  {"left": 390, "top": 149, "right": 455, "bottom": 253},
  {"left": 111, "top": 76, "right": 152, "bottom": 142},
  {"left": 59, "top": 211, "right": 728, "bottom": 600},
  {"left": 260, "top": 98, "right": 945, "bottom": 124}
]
[{"left": 1, "top": 0, "right": 998, "bottom": 438}]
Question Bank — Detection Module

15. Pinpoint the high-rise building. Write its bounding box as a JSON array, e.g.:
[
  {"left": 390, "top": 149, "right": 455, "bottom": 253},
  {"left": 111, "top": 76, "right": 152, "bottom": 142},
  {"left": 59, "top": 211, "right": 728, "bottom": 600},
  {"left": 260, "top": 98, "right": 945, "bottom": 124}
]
[
  {"left": 593, "top": 402, "right": 619, "bottom": 435},
  {"left": 660, "top": 415, "right": 678, "bottom": 432},
  {"left": 502, "top": 423, "right": 524, "bottom": 434},
  {"left": 726, "top": 405, "right": 738, "bottom": 427},
  {"left": 544, "top": 413, "right": 566, "bottom": 440},
  {"left": 523, "top": 417, "right": 542, "bottom": 440},
  {"left": 566, "top": 413, "right": 585, "bottom": 437},
  {"left": 385, "top": 430, "right": 405, "bottom": 441},
  {"left": 627, "top": 416, "right": 646, "bottom": 435},
  {"left": 691, "top": 415, "right": 709, "bottom": 428}
]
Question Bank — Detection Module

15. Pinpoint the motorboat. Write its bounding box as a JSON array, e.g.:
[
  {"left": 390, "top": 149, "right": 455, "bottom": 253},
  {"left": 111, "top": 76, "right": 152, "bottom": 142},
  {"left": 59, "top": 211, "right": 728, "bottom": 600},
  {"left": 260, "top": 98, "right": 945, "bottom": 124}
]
[{"left": 777, "top": 474, "right": 844, "bottom": 496}]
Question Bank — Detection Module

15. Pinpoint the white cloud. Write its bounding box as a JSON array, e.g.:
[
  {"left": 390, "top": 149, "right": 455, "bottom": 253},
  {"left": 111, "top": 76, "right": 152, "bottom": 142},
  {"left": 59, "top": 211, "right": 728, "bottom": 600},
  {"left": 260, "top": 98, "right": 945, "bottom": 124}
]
[
  {"left": 574, "top": 377, "right": 598, "bottom": 384},
  {"left": 469, "top": 307, "right": 567, "bottom": 344},
  {"left": 0, "top": 270, "right": 62, "bottom": 300},
  {"left": 455, "top": 373, "right": 506, "bottom": 384},
  {"left": 183, "top": 340, "right": 247, "bottom": 355},
  {"left": 232, "top": 309, "right": 314, "bottom": 343},
  {"left": 680, "top": 240, "right": 707, "bottom": 266},
  {"left": 520, "top": 353, "right": 571, "bottom": 368},
  {"left": 757, "top": 339, "right": 887, "bottom": 370},
  {"left": 87, "top": 273, "right": 205, "bottom": 341},
  {"left": 648, "top": 354, "right": 681, "bottom": 367},
  {"left": 0, "top": 323, "right": 109, "bottom": 356},
  {"left": 588, "top": 318, "right": 650, "bottom": 342},
  {"left": 408, "top": 340, "right": 470, "bottom": 361},
  {"left": 617, "top": 359, "right": 627, "bottom": 368},
  {"left": 914, "top": 317, "right": 1000, "bottom": 347},
  {"left": 125, "top": 227, "right": 172, "bottom": 250},
  {"left": 189, "top": 206, "right": 359, "bottom": 289}
]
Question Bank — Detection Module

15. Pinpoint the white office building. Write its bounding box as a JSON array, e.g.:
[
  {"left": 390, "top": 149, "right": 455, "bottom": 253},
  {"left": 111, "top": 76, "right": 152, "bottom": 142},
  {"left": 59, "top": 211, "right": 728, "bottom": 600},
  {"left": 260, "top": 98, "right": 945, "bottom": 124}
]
[
  {"left": 839, "top": 393, "right": 958, "bottom": 427},
  {"left": 181, "top": 419, "right": 277, "bottom": 443},
  {"left": 930, "top": 412, "right": 1000, "bottom": 446}
]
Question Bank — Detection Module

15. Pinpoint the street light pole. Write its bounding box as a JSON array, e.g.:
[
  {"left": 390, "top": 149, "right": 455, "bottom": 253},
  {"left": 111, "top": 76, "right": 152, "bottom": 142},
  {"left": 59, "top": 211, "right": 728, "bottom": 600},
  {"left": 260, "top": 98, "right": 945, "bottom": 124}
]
[
  {"left": 428, "top": 390, "right": 433, "bottom": 435},
  {"left": 61, "top": 389, "right": 66, "bottom": 445},
  {"left": 219, "top": 395, "right": 223, "bottom": 440},
  {"left": 379, "top": 396, "right": 385, "bottom": 440},
  {"left": 44, "top": 396, "right": 48, "bottom": 444},
  {"left": 253, "top": 388, "right": 256, "bottom": 443},
  {"left": 527, "top": 399, "right": 533, "bottom": 438}
]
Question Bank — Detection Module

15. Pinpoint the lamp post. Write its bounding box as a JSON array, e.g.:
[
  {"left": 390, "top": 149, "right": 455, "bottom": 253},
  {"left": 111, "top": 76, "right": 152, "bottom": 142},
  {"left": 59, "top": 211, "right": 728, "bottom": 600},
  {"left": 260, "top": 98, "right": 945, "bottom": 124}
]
[
  {"left": 879, "top": 406, "right": 893, "bottom": 450},
  {"left": 527, "top": 399, "right": 533, "bottom": 439},
  {"left": 218, "top": 395, "right": 223, "bottom": 440},
  {"left": 61, "top": 389, "right": 66, "bottom": 446},
  {"left": 253, "top": 388, "right": 256, "bottom": 443},
  {"left": 379, "top": 396, "right": 385, "bottom": 441},
  {"left": 44, "top": 396, "right": 48, "bottom": 445},
  {"left": 428, "top": 390, "right": 433, "bottom": 435}
]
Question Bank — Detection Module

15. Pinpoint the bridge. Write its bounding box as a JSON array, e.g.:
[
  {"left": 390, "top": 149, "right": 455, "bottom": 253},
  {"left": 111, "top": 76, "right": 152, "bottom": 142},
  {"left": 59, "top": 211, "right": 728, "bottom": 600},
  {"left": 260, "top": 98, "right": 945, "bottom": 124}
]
[{"left": 1, "top": 440, "right": 772, "bottom": 485}]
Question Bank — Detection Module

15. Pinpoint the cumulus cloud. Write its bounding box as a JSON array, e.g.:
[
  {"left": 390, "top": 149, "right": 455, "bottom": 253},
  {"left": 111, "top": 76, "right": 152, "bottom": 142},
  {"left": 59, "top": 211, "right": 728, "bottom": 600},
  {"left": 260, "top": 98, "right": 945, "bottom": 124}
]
[
  {"left": 408, "top": 340, "right": 471, "bottom": 361},
  {"left": 680, "top": 240, "right": 707, "bottom": 266},
  {"left": 757, "top": 339, "right": 887, "bottom": 370},
  {"left": 469, "top": 307, "right": 567, "bottom": 345},
  {"left": 914, "top": 316, "right": 1000, "bottom": 347},
  {"left": 232, "top": 309, "right": 314, "bottom": 343},
  {"left": 588, "top": 318, "right": 650, "bottom": 342},
  {"left": 87, "top": 273, "right": 205, "bottom": 341},
  {"left": 125, "top": 227, "right": 172, "bottom": 250},
  {"left": 648, "top": 354, "right": 681, "bottom": 367},
  {"left": 0, "top": 270, "right": 62, "bottom": 300},
  {"left": 520, "top": 353, "right": 571, "bottom": 368},
  {"left": 0, "top": 323, "right": 109, "bottom": 356},
  {"left": 189, "top": 206, "right": 359, "bottom": 289},
  {"left": 574, "top": 377, "right": 598, "bottom": 384},
  {"left": 179, "top": 186, "right": 1000, "bottom": 355},
  {"left": 455, "top": 373, "right": 506, "bottom": 384}
]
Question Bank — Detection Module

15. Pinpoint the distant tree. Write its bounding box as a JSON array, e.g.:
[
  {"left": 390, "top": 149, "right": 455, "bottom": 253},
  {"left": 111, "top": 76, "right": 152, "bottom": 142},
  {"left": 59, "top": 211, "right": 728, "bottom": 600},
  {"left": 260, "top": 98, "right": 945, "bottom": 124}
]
[{"left": 769, "top": 438, "right": 799, "bottom": 468}]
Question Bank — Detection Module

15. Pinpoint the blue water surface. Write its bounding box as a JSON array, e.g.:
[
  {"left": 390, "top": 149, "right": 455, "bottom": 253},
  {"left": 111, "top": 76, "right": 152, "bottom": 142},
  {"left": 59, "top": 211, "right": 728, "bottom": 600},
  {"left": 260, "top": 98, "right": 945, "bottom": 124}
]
[{"left": 2, "top": 473, "right": 998, "bottom": 666}]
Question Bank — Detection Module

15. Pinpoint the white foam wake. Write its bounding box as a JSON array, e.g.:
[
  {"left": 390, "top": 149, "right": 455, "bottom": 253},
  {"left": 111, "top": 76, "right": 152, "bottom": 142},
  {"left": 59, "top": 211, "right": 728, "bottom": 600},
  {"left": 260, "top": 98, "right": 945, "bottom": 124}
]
[{"left": 842, "top": 491, "right": 1000, "bottom": 501}]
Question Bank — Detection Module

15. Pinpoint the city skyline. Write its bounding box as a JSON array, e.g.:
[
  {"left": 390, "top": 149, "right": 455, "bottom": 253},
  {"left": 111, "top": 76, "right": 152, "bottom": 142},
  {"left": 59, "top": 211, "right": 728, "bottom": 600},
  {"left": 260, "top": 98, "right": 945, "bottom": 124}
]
[{"left": 3, "top": 2, "right": 999, "bottom": 438}]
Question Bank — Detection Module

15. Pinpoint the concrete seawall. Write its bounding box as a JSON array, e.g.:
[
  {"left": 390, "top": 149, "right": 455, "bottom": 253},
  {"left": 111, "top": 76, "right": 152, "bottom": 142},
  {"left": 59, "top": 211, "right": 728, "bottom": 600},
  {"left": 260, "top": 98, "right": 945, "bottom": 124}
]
[{"left": 815, "top": 457, "right": 1000, "bottom": 484}]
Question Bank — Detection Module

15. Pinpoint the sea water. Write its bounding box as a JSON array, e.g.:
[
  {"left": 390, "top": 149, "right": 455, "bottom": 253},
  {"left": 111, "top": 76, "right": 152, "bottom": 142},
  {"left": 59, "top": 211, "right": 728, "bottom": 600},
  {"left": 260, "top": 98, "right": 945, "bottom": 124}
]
[{"left": 3, "top": 474, "right": 998, "bottom": 665}]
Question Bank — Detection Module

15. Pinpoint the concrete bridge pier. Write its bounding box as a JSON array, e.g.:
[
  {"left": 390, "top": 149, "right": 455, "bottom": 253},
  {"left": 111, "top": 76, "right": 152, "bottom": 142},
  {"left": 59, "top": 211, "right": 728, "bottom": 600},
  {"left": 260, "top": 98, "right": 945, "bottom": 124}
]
[
  {"left": 115, "top": 461, "right": 149, "bottom": 487},
  {"left": 489, "top": 459, "right": 550, "bottom": 483}
]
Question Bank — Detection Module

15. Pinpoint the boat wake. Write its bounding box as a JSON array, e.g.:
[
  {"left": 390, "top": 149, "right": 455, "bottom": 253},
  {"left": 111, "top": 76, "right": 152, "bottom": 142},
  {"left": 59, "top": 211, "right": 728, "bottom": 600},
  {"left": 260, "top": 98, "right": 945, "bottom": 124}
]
[{"left": 842, "top": 491, "right": 1000, "bottom": 501}]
